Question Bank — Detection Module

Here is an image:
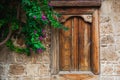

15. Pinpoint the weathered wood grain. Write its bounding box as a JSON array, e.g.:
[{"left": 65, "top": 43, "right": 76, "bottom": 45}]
[
  {"left": 78, "top": 18, "right": 91, "bottom": 71},
  {"left": 72, "top": 17, "right": 79, "bottom": 71},
  {"left": 50, "top": 0, "right": 101, "bottom": 7},
  {"left": 51, "top": 28, "right": 59, "bottom": 74},
  {"left": 60, "top": 74, "right": 98, "bottom": 80},
  {"left": 59, "top": 18, "right": 72, "bottom": 71},
  {"left": 90, "top": 9, "right": 100, "bottom": 75}
]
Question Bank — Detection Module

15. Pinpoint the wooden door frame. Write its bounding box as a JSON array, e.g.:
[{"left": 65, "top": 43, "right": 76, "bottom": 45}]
[
  {"left": 50, "top": 0, "right": 101, "bottom": 7},
  {"left": 50, "top": 8, "right": 100, "bottom": 75}
]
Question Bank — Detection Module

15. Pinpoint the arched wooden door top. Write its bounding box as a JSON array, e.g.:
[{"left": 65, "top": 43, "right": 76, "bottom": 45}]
[{"left": 59, "top": 14, "right": 92, "bottom": 23}]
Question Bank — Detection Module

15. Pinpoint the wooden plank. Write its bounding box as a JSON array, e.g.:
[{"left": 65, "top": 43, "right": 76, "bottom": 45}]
[
  {"left": 50, "top": 0, "right": 101, "bottom": 7},
  {"left": 83, "top": 23, "right": 91, "bottom": 70},
  {"left": 71, "top": 17, "right": 79, "bottom": 70},
  {"left": 78, "top": 18, "right": 85, "bottom": 70},
  {"left": 78, "top": 18, "right": 90, "bottom": 71},
  {"left": 51, "top": 28, "right": 59, "bottom": 74},
  {"left": 59, "top": 18, "right": 72, "bottom": 71},
  {"left": 91, "top": 9, "right": 100, "bottom": 74},
  {"left": 87, "top": 23, "right": 91, "bottom": 70},
  {"left": 51, "top": 0, "right": 100, "bottom": 2},
  {"left": 60, "top": 74, "right": 97, "bottom": 80},
  {"left": 54, "top": 8, "right": 94, "bottom": 15}
]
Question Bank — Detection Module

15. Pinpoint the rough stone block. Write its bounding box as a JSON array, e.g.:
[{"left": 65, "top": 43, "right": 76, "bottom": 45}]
[
  {"left": 114, "top": 65, "right": 120, "bottom": 75},
  {"left": 42, "top": 54, "right": 50, "bottom": 64},
  {"left": 112, "top": 0, "right": 120, "bottom": 13},
  {"left": 0, "top": 46, "right": 10, "bottom": 63},
  {"left": 100, "top": 16, "right": 111, "bottom": 23},
  {"left": 41, "top": 77, "right": 51, "bottom": 80},
  {"left": 35, "top": 77, "right": 51, "bottom": 80},
  {"left": 115, "top": 36, "right": 120, "bottom": 44},
  {"left": 101, "top": 64, "right": 114, "bottom": 75},
  {"left": 14, "top": 53, "right": 32, "bottom": 64},
  {"left": 115, "top": 44, "right": 120, "bottom": 53},
  {"left": 6, "top": 52, "right": 15, "bottom": 64},
  {"left": 116, "top": 76, "right": 120, "bottom": 80},
  {"left": 0, "top": 64, "right": 4, "bottom": 75},
  {"left": 35, "top": 54, "right": 43, "bottom": 64},
  {"left": 100, "top": 45, "right": 119, "bottom": 61},
  {"left": 113, "top": 15, "right": 120, "bottom": 23},
  {"left": 100, "top": 35, "right": 114, "bottom": 44},
  {"left": 40, "top": 70, "right": 50, "bottom": 76},
  {"left": 100, "top": 23, "right": 113, "bottom": 34},
  {"left": 8, "top": 77, "right": 21, "bottom": 80},
  {"left": 26, "top": 64, "right": 39, "bottom": 76},
  {"left": 100, "top": 76, "right": 115, "bottom": 80},
  {"left": 0, "top": 76, "right": 8, "bottom": 80},
  {"left": 22, "top": 77, "right": 34, "bottom": 80},
  {"left": 39, "top": 64, "right": 49, "bottom": 71},
  {"left": 9, "top": 64, "right": 25, "bottom": 75},
  {"left": 114, "top": 24, "right": 120, "bottom": 36},
  {"left": 100, "top": 0, "right": 112, "bottom": 15},
  {"left": 39, "top": 64, "right": 50, "bottom": 76},
  {"left": 0, "top": 45, "right": 15, "bottom": 64},
  {"left": 34, "top": 77, "right": 42, "bottom": 80}
]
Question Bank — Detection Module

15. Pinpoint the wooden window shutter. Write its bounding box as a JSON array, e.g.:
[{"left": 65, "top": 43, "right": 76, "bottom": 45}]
[
  {"left": 51, "top": 0, "right": 100, "bottom": 76},
  {"left": 59, "top": 17, "right": 91, "bottom": 71}
]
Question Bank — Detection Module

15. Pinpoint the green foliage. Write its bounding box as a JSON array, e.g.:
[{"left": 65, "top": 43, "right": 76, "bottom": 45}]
[
  {"left": 0, "top": 20, "right": 5, "bottom": 28},
  {"left": 6, "top": 40, "right": 30, "bottom": 56},
  {"left": 0, "top": 0, "right": 67, "bottom": 55}
]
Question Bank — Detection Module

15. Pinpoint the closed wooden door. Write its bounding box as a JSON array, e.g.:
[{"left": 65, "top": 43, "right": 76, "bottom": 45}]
[
  {"left": 51, "top": 8, "right": 99, "bottom": 78},
  {"left": 59, "top": 16, "right": 91, "bottom": 71}
]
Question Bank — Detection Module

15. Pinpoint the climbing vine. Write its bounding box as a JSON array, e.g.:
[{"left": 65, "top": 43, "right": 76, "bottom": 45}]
[{"left": 0, "top": 0, "right": 67, "bottom": 55}]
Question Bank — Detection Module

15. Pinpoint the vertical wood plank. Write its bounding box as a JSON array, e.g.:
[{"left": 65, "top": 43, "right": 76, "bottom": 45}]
[
  {"left": 72, "top": 17, "right": 79, "bottom": 70},
  {"left": 78, "top": 18, "right": 91, "bottom": 71},
  {"left": 91, "top": 9, "right": 100, "bottom": 74},
  {"left": 59, "top": 18, "right": 72, "bottom": 71},
  {"left": 79, "top": 18, "right": 85, "bottom": 70},
  {"left": 83, "top": 23, "right": 91, "bottom": 70},
  {"left": 51, "top": 28, "right": 59, "bottom": 74}
]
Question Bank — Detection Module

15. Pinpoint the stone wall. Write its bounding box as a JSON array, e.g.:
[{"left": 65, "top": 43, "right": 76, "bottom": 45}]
[
  {"left": 0, "top": 27, "right": 51, "bottom": 80},
  {"left": 0, "top": 0, "right": 120, "bottom": 80},
  {"left": 100, "top": 0, "right": 120, "bottom": 80}
]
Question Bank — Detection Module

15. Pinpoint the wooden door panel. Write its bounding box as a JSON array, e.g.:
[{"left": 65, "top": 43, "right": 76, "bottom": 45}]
[
  {"left": 64, "top": 38, "right": 71, "bottom": 50},
  {"left": 78, "top": 18, "right": 85, "bottom": 71},
  {"left": 79, "top": 19, "right": 91, "bottom": 71},
  {"left": 72, "top": 17, "right": 79, "bottom": 71},
  {"left": 59, "top": 16, "right": 91, "bottom": 71},
  {"left": 59, "top": 18, "right": 72, "bottom": 71}
]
